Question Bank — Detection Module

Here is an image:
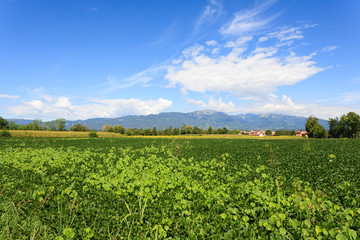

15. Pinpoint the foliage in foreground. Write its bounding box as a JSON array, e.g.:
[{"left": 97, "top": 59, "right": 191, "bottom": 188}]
[
  {"left": 1, "top": 145, "right": 359, "bottom": 239},
  {"left": 0, "top": 130, "right": 11, "bottom": 137}
]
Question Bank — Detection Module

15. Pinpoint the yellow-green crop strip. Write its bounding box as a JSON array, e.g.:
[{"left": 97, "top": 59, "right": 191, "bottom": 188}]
[{"left": 0, "top": 138, "right": 359, "bottom": 239}]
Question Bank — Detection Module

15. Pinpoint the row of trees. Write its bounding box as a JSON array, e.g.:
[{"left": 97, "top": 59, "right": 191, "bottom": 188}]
[
  {"left": 328, "top": 112, "right": 360, "bottom": 138},
  {"left": 102, "top": 124, "right": 241, "bottom": 136},
  {"left": 305, "top": 112, "right": 360, "bottom": 138},
  {"left": 2, "top": 112, "right": 359, "bottom": 138},
  {"left": 0, "top": 118, "right": 67, "bottom": 131}
]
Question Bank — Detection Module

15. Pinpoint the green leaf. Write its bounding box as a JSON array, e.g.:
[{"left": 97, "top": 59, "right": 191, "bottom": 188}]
[
  {"left": 279, "top": 228, "right": 286, "bottom": 236},
  {"left": 336, "top": 234, "right": 348, "bottom": 240},
  {"left": 242, "top": 215, "right": 249, "bottom": 222},
  {"left": 349, "top": 229, "right": 357, "bottom": 240}
]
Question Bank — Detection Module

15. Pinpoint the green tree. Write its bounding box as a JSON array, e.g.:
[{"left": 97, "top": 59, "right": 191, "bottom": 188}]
[
  {"left": 44, "top": 121, "right": 56, "bottom": 131},
  {"left": 341, "top": 112, "right": 360, "bottom": 138},
  {"left": 125, "top": 128, "right": 133, "bottom": 136},
  {"left": 311, "top": 125, "right": 328, "bottom": 138},
  {"left": 152, "top": 126, "right": 157, "bottom": 136},
  {"left": 305, "top": 116, "right": 319, "bottom": 138},
  {"left": 207, "top": 126, "right": 213, "bottom": 134},
  {"left": 112, "top": 125, "right": 126, "bottom": 134},
  {"left": 70, "top": 123, "right": 89, "bottom": 132},
  {"left": 192, "top": 126, "right": 201, "bottom": 134},
  {"left": 27, "top": 120, "right": 43, "bottom": 130},
  {"left": 101, "top": 124, "right": 112, "bottom": 132},
  {"left": 328, "top": 117, "right": 344, "bottom": 138},
  {"left": 54, "top": 118, "right": 66, "bottom": 131},
  {"left": 8, "top": 121, "right": 19, "bottom": 130},
  {"left": 0, "top": 116, "right": 9, "bottom": 130},
  {"left": 144, "top": 128, "right": 151, "bottom": 136},
  {"left": 265, "top": 129, "right": 272, "bottom": 136}
]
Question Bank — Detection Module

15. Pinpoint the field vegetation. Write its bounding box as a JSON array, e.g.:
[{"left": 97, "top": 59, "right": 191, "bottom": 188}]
[{"left": 1, "top": 137, "right": 359, "bottom": 239}]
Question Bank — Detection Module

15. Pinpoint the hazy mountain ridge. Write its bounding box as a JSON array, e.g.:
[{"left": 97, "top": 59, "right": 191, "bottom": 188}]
[{"left": 8, "top": 111, "right": 328, "bottom": 131}]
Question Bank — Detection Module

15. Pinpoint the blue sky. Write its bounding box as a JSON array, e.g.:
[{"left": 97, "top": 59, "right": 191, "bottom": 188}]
[{"left": 1, "top": 0, "right": 359, "bottom": 120}]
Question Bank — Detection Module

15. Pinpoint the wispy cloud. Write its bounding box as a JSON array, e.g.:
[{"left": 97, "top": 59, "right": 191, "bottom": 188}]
[
  {"left": 220, "top": 0, "right": 278, "bottom": 36},
  {"left": 0, "top": 94, "right": 20, "bottom": 99},
  {"left": 7, "top": 96, "right": 173, "bottom": 120},
  {"left": 194, "top": 0, "right": 223, "bottom": 34},
  {"left": 258, "top": 25, "right": 316, "bottom": 44},
  {"left": 100, "top": 64, "right": 168, "bottom": 93},
  {"left": 322, "top": 45, "right": 340, "bottom": 52},
  {"left": 317, "top": 92, "right": 360, "bottom": 104}
]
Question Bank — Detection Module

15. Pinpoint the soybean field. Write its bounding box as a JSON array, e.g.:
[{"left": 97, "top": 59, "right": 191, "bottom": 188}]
[{"left": 0, "top": 137, "right": 359, "bottom": 239}]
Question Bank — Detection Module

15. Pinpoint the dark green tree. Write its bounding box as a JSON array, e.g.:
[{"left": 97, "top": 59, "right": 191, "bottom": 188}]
[
  {"left": 152, "top": 126, "right": 157, "bottom": 136},
  {"left": 192, "top": 126, "right": 201, "bottom": 134},
  {"left": 0, "top": 116, "right": 9, "bottom": 130},
  {"left": 341, "top": 112, "right": 360, "bottom": 138},
  {"left": 265, "top": 129, "right": 272, "bottom": 136},
  {"left": 144, "top": 128, "right": 151, "bottom": 136},
  {"left": 328, "top": 117, "right": 344, "bottom": 138}
]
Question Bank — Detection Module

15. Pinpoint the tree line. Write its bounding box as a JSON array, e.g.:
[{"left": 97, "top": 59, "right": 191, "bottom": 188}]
[
  {"left": 0, "top": 118, "right": 67, "bottom": 131},
  {"left": 305, "top": 112, "right": 360, "bottom": 138},
  {"left": 1, "top": 111, "right": 359, "bottom": 138},
  {"left": 101, "top": 124, "right": 241, "bottom": 136}
]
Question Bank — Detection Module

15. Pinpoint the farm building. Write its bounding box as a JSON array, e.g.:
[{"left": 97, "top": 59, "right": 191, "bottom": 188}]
[{"left": 296, "top": 131, "right": 308, "bottom": 137}]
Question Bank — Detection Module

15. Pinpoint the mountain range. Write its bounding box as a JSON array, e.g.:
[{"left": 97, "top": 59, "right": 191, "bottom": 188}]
[{"left": 9, "top": 111, "right": 328, "bottom": 131}]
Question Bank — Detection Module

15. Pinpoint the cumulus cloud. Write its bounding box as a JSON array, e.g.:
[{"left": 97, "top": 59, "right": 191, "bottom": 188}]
[
  {"left": 220, "top": 0, "right": 278, "bottom": 36},
  {"left": 7, "top": 97, "right": 172, "bottom": 120},
  {"left": 0, "top": 94, "right": 20, "bottom": 99},
  {"left": 166, "top": 41, "right": 323, "bottom": 99},
  {"left": 187, "top": 97, "right": 237, "bottom": 113}
]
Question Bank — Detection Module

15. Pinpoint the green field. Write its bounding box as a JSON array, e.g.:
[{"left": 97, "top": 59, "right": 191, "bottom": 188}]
[{"left": 1, "top": 138, "right": 359, "bottom": 239}]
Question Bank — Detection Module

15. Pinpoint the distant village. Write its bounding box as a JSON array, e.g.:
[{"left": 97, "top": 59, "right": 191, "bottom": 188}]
[{"left": 241, "top": 130, "right": 308, "bottom": 137}]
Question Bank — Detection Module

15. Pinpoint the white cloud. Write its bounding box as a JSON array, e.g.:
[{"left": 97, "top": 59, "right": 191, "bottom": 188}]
[
  {"left": 7, "top": 97, "right": 172, "bottom": 120},
  {"left": 100, "top": 64, "right": 167, "bottom": 93},
  {"left": 187, "top": 97, "right": 237, "bottom": 113},
  {"left": 166, "top": 41, "right": 323, "bottom": 99},
  {"left": 317, "top": 92, "right": 360, "bottom": 104},
  {"left": 258, "top": 25, "right": 317, "bottom": 46},
  {"left": 264, "top": 26, "right": 304, "bottom": 42},
  {"left": 322, "top": 45, "right": 339, "bottom": 52},
  {"left": 220, "top": 0, "right": 278, "bottom": 36},
  {"left": 206, "top": 40, "right": 218, "bottom": 46},
  {"left": 0, "top": 94, "right": 20, "bottom": 99},
  {"left": 194, "top": 0, "right": 223, "bottom": 34}
]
